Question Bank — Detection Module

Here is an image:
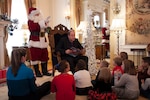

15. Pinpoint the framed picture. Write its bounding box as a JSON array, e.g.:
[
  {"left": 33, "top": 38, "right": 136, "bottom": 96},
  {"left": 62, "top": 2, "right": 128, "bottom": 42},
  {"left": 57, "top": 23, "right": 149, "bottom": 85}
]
[{"left": 126, "top": 0, "right": 150, "bottom": 45}]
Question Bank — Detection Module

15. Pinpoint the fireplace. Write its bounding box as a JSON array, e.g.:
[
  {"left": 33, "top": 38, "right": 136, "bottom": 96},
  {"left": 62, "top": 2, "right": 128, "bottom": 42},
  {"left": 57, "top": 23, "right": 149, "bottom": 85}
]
[{"left": 0, "top": 21, "right": 10, "bottom": 69}]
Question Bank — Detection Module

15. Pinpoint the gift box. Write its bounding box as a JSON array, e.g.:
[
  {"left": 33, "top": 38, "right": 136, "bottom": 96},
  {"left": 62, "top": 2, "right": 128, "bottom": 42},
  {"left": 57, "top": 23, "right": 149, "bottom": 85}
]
[
  {"left": 2, "top": 70, "right": 6, "bottom": 78},
  {"left": 0, "top": 69, "right": 7, "bottom": 79},
  {"left": 0, "top": 70, "right": 2, "bottom": 79}
]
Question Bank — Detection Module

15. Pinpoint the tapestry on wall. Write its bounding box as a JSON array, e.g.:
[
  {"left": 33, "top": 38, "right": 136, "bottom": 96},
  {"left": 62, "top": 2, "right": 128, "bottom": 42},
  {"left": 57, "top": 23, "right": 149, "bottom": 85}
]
[{"left": 126, "top": 0, "right": 150, "bottom": 45}]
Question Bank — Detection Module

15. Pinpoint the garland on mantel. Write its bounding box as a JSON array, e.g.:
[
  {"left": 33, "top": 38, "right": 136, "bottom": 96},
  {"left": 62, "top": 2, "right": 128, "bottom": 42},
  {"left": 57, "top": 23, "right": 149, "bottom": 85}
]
[
  {"left": 7, "top": 19, "right": 19, "bottom": 36},
  {"left": 0, "top": 14, "right": 18, "bottom": 36}
]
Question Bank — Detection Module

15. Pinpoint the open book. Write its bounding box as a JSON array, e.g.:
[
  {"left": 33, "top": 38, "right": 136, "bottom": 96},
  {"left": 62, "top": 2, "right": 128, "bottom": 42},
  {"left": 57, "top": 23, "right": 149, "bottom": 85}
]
[{"left": 69, "top": 47, "right": 81, "bottom": 57}]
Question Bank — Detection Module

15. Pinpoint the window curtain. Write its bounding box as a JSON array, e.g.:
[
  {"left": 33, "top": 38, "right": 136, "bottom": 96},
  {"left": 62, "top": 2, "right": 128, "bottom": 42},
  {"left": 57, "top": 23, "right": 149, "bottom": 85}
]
[
  {"left": 70, "top": 0, "right": 80, "bottom": 30},
  {"left": 75, "top": 0, "right": 81, "bottom": 27},
  {"left": 2, "top": 0, "right": 12, "bottom": 66},
  {"left": 0, "top": 0, "right": 11, "bottom": 17},
  {"left": 4, "top": 26, "right": 10, "bottom": 66},
  {"left": 6, "top": 0, "right": 12, "bottom": 18},
  {"left": 24, "top": 0, "right": 36, "bottom": 15}
]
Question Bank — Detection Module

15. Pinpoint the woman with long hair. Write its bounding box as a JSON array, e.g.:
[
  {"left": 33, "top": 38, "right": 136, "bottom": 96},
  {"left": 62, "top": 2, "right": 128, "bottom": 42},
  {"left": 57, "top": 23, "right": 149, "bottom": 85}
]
[
  {"left": 112, "top": 60, "right": 139, "bottom": 99},
  {"left": 7, "top": 48, "right": 50, "bottom": 100}
]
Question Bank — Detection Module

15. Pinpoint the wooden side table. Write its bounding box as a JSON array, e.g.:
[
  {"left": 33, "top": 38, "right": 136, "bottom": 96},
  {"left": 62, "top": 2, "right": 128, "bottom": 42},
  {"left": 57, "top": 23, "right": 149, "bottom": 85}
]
[{"left": 95, "top": 45, "right": 105, "bottom": 60}]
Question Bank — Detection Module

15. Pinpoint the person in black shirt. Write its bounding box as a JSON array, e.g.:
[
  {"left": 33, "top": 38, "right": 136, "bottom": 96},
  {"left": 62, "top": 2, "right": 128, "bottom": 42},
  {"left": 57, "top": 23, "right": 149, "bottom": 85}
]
[{"left": 56, "top": 29, "right": 88, "bottom": 73}]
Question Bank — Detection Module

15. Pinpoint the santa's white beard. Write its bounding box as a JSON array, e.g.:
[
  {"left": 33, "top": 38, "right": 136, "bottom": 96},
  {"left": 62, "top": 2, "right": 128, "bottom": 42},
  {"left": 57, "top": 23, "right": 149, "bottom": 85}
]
[
  {"left": 33, "top": 14, "right": 43, "bottom": 23},
  {"left": 29, "top": 14, "right": 43, "bottom": 23}
]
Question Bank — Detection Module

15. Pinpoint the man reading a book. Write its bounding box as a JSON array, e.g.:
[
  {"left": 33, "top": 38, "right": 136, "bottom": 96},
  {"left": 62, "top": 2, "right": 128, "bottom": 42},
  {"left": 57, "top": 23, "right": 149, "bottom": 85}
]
[{"left": 56, "top": 29, "right": 88, "bottom": 73}]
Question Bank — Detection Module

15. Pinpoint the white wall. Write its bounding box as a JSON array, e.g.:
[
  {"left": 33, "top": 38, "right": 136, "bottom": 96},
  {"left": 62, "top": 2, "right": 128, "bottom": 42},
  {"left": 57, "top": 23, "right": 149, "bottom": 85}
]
[{"left": 36, "top": 0, "right": 71, "bottom": 29}]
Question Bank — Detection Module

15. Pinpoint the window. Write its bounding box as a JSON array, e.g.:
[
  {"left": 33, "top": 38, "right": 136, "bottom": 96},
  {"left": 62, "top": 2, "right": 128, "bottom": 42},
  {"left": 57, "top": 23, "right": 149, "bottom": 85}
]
[
  {"left": 7, "top": 0, "right": 29, "bottom": 56},
  {"left": 11, "top": 0, "right": 28, "bottom": 28}
]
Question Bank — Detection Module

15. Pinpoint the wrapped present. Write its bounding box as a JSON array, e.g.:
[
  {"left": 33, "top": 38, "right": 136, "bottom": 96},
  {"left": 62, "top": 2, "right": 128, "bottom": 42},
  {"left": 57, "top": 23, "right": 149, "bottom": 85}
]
[
  {"left": 0, "top": 70, "right": 2, "bottom": 79},
  {"left": 0, "top": 69, "right": 7, "bottom": 79},
  {"left": 2, "top": 70, "right": 6, "bottom": 78}
]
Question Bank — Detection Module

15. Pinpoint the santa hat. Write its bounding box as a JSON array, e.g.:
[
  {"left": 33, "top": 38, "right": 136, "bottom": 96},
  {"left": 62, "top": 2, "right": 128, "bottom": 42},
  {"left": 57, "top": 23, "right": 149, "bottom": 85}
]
[{"left": 28, "top": 7, "right": 40, "bottom": 16}]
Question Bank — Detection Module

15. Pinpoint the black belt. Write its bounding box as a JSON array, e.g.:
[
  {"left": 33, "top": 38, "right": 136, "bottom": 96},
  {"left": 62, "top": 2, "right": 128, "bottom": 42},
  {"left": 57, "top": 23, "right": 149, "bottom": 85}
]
[
  {"left": 31, "top": 32, "right": 45, "bottom": 37},
  {"left": 31, "top": 32, "right": 39, "bottom": 36}
]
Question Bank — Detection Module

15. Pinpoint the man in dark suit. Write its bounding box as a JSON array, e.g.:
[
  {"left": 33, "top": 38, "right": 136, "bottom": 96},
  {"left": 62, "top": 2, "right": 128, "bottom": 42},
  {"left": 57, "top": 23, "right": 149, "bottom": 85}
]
[{"left": 56, "top": 29, "right": 88, "bottom": 73}]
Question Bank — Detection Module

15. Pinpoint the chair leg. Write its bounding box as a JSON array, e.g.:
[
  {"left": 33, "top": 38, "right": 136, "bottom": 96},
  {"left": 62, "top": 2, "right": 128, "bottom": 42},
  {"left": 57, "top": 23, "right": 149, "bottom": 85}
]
[{"left": 52, "top": 66, "right": 55, "bottom": 76}]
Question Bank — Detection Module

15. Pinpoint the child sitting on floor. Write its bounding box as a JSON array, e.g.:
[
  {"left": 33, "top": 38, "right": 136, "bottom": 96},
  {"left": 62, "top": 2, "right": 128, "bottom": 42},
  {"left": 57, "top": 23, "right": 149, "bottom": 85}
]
[
  {"left": 92, "top": 60, "right": 109, "bottom": 88},
  {"left": 88, "top": 68, "right": 117, "bottom": 100},
  {"left": 51, "top": 60, "right": 76, "bottom": 100},
  {"left": 112, "top": 57, "right": 124, "bottom": 86},
  {"left": 74, "top": 59, "right": 93, "bottom": 95}
]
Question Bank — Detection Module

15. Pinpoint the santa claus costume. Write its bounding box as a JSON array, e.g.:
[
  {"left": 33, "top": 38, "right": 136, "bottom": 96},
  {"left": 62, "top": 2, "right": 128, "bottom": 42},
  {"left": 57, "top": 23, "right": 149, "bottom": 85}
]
[
  {"left": 28, "top": 7, "right": 51, "bottom": 77},
  {"left": 101, "top": 27, "right": 110, "bottom": 58}
]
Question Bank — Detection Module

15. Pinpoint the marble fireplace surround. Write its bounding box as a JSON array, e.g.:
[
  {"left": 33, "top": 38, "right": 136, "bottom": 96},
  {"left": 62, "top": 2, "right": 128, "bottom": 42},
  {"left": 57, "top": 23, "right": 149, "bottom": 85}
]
[{"left": 0, "top": 20, "right": 11, "bottom": 69}]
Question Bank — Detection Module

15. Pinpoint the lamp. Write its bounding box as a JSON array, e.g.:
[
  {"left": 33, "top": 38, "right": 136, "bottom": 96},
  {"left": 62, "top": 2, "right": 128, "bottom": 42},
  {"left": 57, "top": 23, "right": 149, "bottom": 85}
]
[
  {"left": 77, "top": 21, "right": 87, "bottom": 43},
  {"left": 112, "top": 2, "right": 121, "bottom": 14},
  {"left": 110, "top": 18, "right": 126, "bottom": 55},
  {"left": 21, "top": 24, "right": 28, "bottom": 46},
  {"left": 65, "top": 15, "right": 70, "bottom": 19}
]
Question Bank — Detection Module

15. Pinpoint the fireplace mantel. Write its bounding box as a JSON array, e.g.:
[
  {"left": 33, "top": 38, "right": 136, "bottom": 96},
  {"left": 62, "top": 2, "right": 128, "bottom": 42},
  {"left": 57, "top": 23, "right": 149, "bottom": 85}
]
[{"left": 0, "top": 20, "right": 11, "bottom": 69}]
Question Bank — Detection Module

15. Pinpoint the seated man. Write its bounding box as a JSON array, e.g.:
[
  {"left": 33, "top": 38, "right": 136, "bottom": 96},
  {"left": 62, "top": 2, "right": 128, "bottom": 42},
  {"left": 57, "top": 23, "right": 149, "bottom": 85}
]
[{"left": 56, "top": 29, "right": 88, "bottom": 73}]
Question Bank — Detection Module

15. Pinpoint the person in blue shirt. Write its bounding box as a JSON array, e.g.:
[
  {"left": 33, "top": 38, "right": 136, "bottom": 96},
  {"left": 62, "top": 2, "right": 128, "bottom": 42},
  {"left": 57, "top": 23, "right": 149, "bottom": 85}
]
[{"left": 7, "top": 48, "right": 51, "bottom": 100}]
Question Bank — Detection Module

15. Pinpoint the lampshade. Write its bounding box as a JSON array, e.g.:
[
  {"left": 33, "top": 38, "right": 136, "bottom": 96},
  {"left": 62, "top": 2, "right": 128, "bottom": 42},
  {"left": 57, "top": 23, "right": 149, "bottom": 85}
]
[
  {"left": 77, "top": 21, "right": 87, "bottom": 31},
  {"left": 110, "top": 18, "right": 126, "bottom": 31},
  {"left": 21, "top": 24, "right": 28, "bottom": 29}
]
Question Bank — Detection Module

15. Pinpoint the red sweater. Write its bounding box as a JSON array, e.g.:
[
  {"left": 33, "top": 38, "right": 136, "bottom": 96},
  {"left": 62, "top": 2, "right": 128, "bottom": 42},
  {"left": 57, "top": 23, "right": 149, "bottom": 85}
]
[
  {"left": 51, "top": 73, "right": 76, "bottom": 100},
  {"left": 112, "top": 66, "right": 124, "bottom": 76}
]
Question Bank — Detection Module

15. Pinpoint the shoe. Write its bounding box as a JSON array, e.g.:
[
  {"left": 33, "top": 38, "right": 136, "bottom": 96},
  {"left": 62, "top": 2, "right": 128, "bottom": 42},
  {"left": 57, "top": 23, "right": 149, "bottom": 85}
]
[
  {"left": 33, "top": 65, "right": 43, "bottom": 77},
  {"left": 43, "top": 73, "right": 51, "bottom": 76},
  {"left": 36, "top": 74, "right": 43, "bottom": 77}
]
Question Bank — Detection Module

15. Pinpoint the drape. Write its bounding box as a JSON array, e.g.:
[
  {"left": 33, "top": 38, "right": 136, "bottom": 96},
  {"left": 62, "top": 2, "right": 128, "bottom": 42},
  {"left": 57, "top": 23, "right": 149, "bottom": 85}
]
[
  {"left": 2, "top": 0, "right": 12, "bottom": 66},
  {"left": 4, "top": 26, "right": 10, "bottom": 67},
  {"left": 24, "top": 0, "right": 36, "bottom": 15},
  {"left": 7, "top": 0, "right": 12, "bottom": 18},
  {"left": 70, "top": 0, "right": 80, "bottom": 30},
  {"left": 75, "top": 0, "right": 81, "bottom": 27}
]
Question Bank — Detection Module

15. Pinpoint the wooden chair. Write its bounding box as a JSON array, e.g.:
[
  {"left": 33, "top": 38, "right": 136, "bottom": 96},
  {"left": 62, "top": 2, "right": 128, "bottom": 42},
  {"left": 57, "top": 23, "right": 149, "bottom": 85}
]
[{"left": 48, "top": 24, "right": 69, "bottom": 76}]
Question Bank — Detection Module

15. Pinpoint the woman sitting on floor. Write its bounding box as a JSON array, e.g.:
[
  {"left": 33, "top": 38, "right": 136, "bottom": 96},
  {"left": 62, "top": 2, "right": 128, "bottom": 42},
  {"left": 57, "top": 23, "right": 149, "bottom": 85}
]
[
  {"left": 112, "top": 60, "right": 139, "bottom": 99},
  {"left": 7, "top": 48, "right": 51, "bottom": 100}
]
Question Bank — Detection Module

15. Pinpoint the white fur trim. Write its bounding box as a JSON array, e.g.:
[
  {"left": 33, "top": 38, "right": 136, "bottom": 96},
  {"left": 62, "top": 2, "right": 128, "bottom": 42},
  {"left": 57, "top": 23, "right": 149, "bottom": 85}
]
[
  {"left": 102, "top": 39, "right": 109, "bottom": 43},
  {"left": 30, "top": 61, "right": 40, "bottom": 65},
  {"left": 28, "top": 9, "right": 40, "bottom": 20},
  {"left": 30, "top": 9, "right": 40, "bottom": 17},
  {"left": 29, "top": 37, "right": 48, "bottom": 48}
]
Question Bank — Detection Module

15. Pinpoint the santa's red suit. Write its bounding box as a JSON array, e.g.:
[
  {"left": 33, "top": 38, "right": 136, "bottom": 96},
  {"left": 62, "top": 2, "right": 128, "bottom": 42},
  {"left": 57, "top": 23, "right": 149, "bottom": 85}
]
[
  {"left": 101, "top": 27, "right": 110, "bottom": 51},
  {"left": 28, "top": 7, "right": 51, "bottom": 77}
]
